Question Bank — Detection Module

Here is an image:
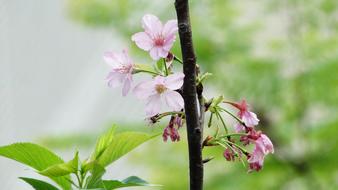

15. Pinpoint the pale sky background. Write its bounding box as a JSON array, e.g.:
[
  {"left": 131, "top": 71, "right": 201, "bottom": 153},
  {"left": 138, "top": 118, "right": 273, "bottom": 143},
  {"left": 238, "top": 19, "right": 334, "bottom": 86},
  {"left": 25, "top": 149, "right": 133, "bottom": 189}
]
[{"left": 0, "top": 1, "right": 149, "bottom": 189}]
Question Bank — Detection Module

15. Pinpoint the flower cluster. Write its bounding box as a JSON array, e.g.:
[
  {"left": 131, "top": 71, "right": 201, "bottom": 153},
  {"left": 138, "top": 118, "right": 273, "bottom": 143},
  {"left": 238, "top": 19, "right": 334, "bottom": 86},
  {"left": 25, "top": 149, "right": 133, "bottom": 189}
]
[
  {"left": 105, "top": 14, "right": 274, "bottom": 172},
  {"left": 104, "top": 14, "right": 183, "bottom": 115},
  {"left": 205, "top": 99, "right": 274, "bottom": 172},
  {"left": 104, "top": 14, "right": 185, "bottom": 141}
]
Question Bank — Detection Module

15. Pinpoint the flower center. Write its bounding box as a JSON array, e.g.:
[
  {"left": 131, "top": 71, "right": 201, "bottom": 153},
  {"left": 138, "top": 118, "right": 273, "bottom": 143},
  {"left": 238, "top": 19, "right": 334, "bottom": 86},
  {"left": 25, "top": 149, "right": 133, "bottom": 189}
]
[
  {"left": 154, "top": 36, "right": 165, "bottom": 46},
  {"left": 115, "top": 64, "right": 133, "bottom": 74},
  {"left": 155, "top": 84, "right": 167, "bottom": 94}
]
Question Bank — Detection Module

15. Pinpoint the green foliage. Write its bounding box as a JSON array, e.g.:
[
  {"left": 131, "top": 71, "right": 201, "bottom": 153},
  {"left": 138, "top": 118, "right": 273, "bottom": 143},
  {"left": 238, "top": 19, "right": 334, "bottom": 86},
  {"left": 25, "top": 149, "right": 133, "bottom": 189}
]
[
  {"left": 91, "top": 126, "right": 116, "bottom": 161},
  {"left": 19, "top": 177, "right": 59, "bottom": 190},
  {"left": 40, "top": 151, "right": 79, "bottom": 177},
  {"left": 0, "top": 143, "right": 71, "bottom": 190},
  {"left": 85, "top": 163, "right": 106, "bottom": 189},
  {"left": 102, "top": 176, "right": 159, "bottom": 189},
  {"left": 0, "top": 126, "right": 158, "bottom": 190},
  {"left": 96, "top": 132, "right": 157, "bottom": 167}
]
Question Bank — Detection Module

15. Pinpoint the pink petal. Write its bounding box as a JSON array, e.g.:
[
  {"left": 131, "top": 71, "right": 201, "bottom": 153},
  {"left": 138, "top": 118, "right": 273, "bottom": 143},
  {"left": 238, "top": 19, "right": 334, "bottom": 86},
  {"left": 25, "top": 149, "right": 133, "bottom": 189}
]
[
  {"left": 162, "top": 20, "right": 178, "bottom": 37},
  {"left": 242, "top": 111, "right": 259, "bottom": 126},
  {"left": 106, "top": 72, "right": 125, "bottom": 88},
  {"left": 234, "top": 123, "right": 245, "bottom": 133},
  {"left": 131, "top": 32, "right": 153, "bottom": 51},
  {"left": 103, "top": 51, "right": 123, "bottom": 68},
  {"left": 121, "top": 49, "right": 133, "bottom": 65},
  {"left": 122, "top": 77, "right": 132, "bottom": 96},
  {"left": 163, "top": 91, "right": 184, "bottom": 111},
  {"left": 133, "top": 80, "right": 157, "bottom": 99},
  {"left": 164, "top": 72, "right": 185, "bottom": 90},
  {"left": 154, "top": 75, "right": 165, "bottom": 84},
  {"left": 145, "top": 94, "right": 162, "bottom": 116},
  {"left": 149, "top": 47, "right": 161, "bottom": 60},
  {"left": 149, "top": 46, "right": 170, "bottom": 60},
  {"left": 163, "top": 34, "right": 176, "bottom": 51},
  {"left": 260, "top": 134, "right": 274, "bottom": 154},
  {"left": 142, "top": 14, "right": 162, "bottom": 36}
]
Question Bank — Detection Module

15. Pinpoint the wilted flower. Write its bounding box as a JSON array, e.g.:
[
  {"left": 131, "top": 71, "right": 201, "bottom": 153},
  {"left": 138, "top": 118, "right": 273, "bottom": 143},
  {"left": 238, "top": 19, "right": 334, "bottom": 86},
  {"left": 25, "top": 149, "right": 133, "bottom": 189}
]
[
  {"left": 165, "top": 52, "right": 175, "bottom": 68},
  {"left": 173, "top": 115, "right": 184, "bottom": 128},
  {"left": 163, "top": 124, "right": 180, "bottom": 142},
  {"left": 132, "top": 14, "right": 178, "bottom": 60},
  {"left": 162, "top": 116, "right": 183, "bottom": 142},
  {"left": 104, "top": 49, "right": 134, "bottom": 96},
  {"left": 223, "top": 148, "right": 236, "bottom": 161},
  {"left": 133, "top": 72, "right": 184, "bottom": 116}
]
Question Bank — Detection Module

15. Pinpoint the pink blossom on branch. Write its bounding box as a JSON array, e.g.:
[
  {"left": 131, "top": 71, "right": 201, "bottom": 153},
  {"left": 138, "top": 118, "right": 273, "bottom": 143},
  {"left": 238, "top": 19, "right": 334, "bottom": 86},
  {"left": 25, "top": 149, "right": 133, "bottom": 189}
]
[
  {"left": 132, "top": 14, "right": 178, "bottom": 60},
  {"left": 247, "top": 133, "right": 274, "bottom": 172},
  {"left": 133, "top": 72, "right": 185, "bottom": 117},
  {"left": 225, "top": 99, "right": 260, "bottom": 131},
  {"left": 104, "top": 49, "right": 134, "bottom": 96}
]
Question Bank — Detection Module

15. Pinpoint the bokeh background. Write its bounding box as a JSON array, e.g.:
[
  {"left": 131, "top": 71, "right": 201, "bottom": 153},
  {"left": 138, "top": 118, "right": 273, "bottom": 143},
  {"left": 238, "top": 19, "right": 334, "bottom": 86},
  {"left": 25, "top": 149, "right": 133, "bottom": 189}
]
[{"left": 1, "top": 0, "right": 338, "bottom": 189}]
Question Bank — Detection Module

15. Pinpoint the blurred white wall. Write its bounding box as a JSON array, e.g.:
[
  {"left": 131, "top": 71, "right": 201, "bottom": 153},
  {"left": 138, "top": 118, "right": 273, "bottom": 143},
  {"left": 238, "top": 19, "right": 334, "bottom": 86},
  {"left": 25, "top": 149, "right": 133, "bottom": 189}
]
[{"left": 0, "top": 1, "right": 146, "bottom": 189}]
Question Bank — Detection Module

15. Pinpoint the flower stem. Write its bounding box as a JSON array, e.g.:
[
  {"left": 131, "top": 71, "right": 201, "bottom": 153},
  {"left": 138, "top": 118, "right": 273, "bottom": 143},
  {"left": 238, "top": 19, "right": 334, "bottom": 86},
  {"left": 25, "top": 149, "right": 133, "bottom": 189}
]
[
  {"left": 163, "top": 58, "right": 169, "bottom": 76},
  {"left": 218, "top": 107, "right": 246, "bottom": 126},
  {"left": 174, "top": 56, "right": 183, "bottom": 64},
  {"left": 135, "top": 69, "right": 161, "bottom": 76},
  {"left": 217, "top": 133, "right": 247, "bottom": 139},
  {"left": 215, "top": 110, "right": 228, "bottom": 134}
]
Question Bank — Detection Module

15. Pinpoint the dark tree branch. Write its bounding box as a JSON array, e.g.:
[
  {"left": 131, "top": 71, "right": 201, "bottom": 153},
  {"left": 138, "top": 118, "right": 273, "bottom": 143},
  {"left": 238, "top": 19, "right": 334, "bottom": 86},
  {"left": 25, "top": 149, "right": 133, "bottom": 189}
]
[{"left": 175, "top": 0, "right": 204, "bottom": 189}]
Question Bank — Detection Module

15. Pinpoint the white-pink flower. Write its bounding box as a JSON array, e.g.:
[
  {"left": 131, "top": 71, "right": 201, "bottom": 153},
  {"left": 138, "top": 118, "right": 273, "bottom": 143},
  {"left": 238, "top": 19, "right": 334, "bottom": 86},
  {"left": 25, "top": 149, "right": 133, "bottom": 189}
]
[
  {"left": 131, "top": 14, "right": 178, "bottom": 61},
  {"left": 133, "top": 73, "right": 185, "bottom": 116},
  {"left": 104, "top": 49, "right": 134, "bottom": 96}
]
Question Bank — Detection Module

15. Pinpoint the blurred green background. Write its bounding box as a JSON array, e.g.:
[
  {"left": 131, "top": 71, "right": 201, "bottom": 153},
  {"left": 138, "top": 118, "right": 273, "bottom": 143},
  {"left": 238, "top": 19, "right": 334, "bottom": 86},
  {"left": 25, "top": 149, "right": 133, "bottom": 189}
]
[{"left": 1, "top": 0, "right": 338, "bottom": 189}]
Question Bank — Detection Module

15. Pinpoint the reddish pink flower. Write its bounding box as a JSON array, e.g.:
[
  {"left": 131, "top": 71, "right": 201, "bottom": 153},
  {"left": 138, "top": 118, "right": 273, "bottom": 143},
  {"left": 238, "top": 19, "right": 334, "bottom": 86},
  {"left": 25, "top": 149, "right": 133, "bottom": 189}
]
[
  {"left": 223, "top": 148, "right": 236, "bottom": 161},
  {"left": 247, "top": 133, "right": 274, "bottom": 172},
  {"left": 255, "top": 134, "right": 274, "bottom": 154},
  {"left": 163, "top": 125, "right": 180, "bottom": 142},
  {"left": 104, "top": 49, "right": 134, "bottom": 96},
  {"left": 162, "top": 116, "right": 183, "bottom": 142},
  {"left": 132, "top": 14, "right": 178, "bottom": 60},
  {"left": 247, "top": 150, "right": 264, "bottom": 172},
  {"left": 225, "top": 99, "right": 259, "bottom": 131},
  {"left": 133, "top": 73, "right": 184, "bottom": 116}
]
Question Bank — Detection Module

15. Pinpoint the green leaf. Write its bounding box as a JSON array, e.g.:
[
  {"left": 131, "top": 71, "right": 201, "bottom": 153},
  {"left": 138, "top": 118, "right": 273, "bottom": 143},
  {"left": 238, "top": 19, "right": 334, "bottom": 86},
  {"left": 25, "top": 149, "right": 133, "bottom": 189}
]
[
  {"left": 91, "top": 126, "right": 116, "bottom": 161},
  {"left": 85, "top": 163, "right": 106, "bottom": 189},
  {"left": 19, "top": 177, "right": 59, "bottom": 190},
  {"left": 103, "top": 176, "right": 159, "bottom": 189},
  {"left": 39, "top": 151, "right": 79, "bottom": 177},
  {"left": 97, "top": 132, "right": 156, "bottom": 167},
  {"left": 0, "top": 143, "right": 71, "bottom": 190},
  {"left": 156, "top": 59, "right": 165, "bottom": 72}
]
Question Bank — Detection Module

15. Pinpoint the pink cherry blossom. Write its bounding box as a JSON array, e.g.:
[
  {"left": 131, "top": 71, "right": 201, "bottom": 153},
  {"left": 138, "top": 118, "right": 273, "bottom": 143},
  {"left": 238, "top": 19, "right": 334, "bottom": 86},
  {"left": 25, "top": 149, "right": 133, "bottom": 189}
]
[
  {"left": 247, "top": 149, "right": 265, "bottom": 172},
  {"left": 225, "top": 99, "right": 259, "bottom": 131},
  {"left": 255, "top": 134, "right": 274, "bottom": 154},
  {"left": 133, "top": 72, "right": 185, "bottom": 117},
  {"left": 104, "top": 49, "right": 134, "bottom": 96},
  {"left": 132, "top": 14, "right": 178, "bottom": 60},
  {"left": 247, "top": 133, "right": 274, "bottom": 172}
]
